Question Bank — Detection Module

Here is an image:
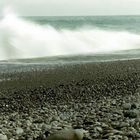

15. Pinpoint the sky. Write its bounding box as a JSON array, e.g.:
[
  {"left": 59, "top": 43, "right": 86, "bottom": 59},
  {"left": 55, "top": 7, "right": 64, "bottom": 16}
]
[{"left": 1, "top": 0, "right": 140, "bottom": 16}]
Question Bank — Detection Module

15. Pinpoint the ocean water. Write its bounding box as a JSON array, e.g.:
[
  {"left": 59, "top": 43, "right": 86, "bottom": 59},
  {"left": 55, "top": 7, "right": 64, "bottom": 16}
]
[{"left": 0, "top": 13, "right": 140, "bottom": 64}]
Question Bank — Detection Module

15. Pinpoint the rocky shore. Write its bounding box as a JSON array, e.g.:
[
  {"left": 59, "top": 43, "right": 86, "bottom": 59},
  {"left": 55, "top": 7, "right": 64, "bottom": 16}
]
[{"left": 0, "top": 59, "right": 140, "bottom": 140}]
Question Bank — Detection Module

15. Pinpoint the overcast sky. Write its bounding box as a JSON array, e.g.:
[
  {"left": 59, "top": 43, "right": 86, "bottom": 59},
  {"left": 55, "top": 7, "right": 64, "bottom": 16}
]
[{"left": 1, "top": 0, "right": 140, "bottom": 16}]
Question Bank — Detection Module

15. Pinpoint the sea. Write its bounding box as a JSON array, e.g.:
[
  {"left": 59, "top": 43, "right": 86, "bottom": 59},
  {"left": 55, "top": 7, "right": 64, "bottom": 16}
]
[{"left": 0, "top": 14, "right": 140, "bottom": 68}]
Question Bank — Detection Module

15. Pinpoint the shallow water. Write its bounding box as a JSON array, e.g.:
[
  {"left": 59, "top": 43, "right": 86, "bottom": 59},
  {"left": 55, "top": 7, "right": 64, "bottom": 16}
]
[{"left": 0, "top": 51, "right": 140, "bottom": 74}]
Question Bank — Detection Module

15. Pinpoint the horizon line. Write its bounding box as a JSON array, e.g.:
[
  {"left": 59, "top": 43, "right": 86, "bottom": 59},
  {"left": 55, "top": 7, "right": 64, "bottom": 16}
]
[{"left": 21, "top": 14, "right": 140, "bottom": 17}]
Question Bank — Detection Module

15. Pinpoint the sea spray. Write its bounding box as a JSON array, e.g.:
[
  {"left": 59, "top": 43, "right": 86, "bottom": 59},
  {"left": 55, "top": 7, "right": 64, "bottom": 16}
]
[{"left": 0, "top": 10, "right": 140, "bottom": 60}]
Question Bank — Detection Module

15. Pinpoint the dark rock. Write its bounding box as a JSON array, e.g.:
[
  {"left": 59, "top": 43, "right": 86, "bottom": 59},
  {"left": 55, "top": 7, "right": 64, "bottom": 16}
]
[
  {"left": 131, "top": 103, "right": 138, "bottom": 109},
  {"left": 123, "top": 109, "right": 139, "bottom": 118},
  {"left": 83, "top": 121, "right": 93, "bottom": 125}
]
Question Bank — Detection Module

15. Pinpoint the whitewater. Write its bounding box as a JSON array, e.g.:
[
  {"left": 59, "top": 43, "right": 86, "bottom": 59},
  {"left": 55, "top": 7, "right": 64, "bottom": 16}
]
[{"left": 0, "top": 11, "right": 140, "bottom": 61}]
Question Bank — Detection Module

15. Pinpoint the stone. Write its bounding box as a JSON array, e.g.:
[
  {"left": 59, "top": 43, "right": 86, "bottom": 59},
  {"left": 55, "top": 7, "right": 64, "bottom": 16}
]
[
  {"left": 123, "top": 136, "right": 129, "bottom": 140},
  {"left": 83, "top": 121, "right": 93, "bottom": 125},
  {"left": 46, "top": 129, "right": 85, "bottom": 140},
  {"left": 16, "top": 127, "right": 24, "bottom": 135},
  {"left": 123, "top": 103, "right": 131, "bottom": 110},
  {"left": 101, "top": 123, "right": 108, "bottom": 128},
  {"left": 0, "top": 134, "right": 8, "bottom": 140},
  {"left": 42, "top": 124, "right": 51, "bottom": 131},
  {"left": 123, "top": 109, "right": 139, "bottom": 118},
  {"left": 103, "top": 133, "right": 114, "bottom": 139},
  {"left": 109, "top": 135, "right": 122, "bottom": 139},
  {"left": 131, "top": 103, "right": 138, "bottom": 109},
  {"left": 117, "top": 122, "right": 130, "bottom": 128},
  {"left": 26, "top": 120, "right": 32, "bottom": 126},
  {"left": 95, "top": 127, "right": 103, "bottom": 133},
  {"left": 111, "top": 100, "right": 116, "bottom": 105}
]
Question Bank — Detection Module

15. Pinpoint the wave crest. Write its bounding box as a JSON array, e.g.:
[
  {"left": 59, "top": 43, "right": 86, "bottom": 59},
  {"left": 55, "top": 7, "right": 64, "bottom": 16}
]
[{"left": 0, "top": 12, "right": 140, "bottom": 60}]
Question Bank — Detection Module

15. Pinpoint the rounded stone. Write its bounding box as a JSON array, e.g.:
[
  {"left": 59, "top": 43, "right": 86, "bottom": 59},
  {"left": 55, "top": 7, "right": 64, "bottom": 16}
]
[
  {"left": 131, "top": 103, "right": 138, "bottom": 109},
  {"left": 123, "top": 109, "right": 139, "bottom": 118},
  {"left": 0, "top": 134, "right": 8, "bottom": 140},
  {"left": 123, "top": 103, "right": 131, "bottom": 110},
  {"left": 16, "top": 127, "right": 24, "bottom": 135},
  {"left": 46, "top": 129, "right": 85, "bottom": 140}
]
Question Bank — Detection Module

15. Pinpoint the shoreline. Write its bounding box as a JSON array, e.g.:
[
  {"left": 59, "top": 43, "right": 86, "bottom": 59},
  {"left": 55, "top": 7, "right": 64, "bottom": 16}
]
[{"left": 0, "top": 59, "right": 140, "bottom": 139}]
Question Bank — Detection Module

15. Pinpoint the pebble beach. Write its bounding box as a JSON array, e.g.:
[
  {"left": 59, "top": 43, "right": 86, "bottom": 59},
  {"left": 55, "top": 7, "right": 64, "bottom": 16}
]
[{"left": 0, "top": 59, "right": 140, "bottom": 140}]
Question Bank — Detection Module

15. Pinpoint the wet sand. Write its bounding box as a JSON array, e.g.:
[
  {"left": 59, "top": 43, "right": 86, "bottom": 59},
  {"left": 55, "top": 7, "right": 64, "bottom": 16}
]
[{"left": 0, "top": 59, "right": 140, "bottom": 139}]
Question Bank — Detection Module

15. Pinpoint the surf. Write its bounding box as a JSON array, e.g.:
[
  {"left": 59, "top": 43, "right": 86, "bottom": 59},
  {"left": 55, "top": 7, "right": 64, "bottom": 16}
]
[{"left": 0, "top": 10, "right": 140, "bottom": 60}]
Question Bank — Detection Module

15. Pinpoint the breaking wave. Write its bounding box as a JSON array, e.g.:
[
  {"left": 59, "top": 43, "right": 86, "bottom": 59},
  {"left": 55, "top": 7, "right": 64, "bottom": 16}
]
[{"left": 0, "top": 10, "right": 140, "bottom": 60}]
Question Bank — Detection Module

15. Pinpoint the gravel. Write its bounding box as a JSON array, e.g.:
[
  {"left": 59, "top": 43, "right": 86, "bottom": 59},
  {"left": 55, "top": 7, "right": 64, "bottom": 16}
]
[{"left": 0, "top": 59, "right": 139, "bottom": 139}]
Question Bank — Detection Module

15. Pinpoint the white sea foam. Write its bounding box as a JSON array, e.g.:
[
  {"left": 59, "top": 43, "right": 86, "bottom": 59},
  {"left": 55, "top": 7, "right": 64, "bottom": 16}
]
[{"left": 0, "top": 9, "right": 140, "bottom": 60}]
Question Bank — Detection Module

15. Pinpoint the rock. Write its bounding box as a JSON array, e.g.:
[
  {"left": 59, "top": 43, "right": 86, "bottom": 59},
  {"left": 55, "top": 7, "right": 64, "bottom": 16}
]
[
  {"left": 135, "top": 118, "right": 140, "bottom": 122},
  {"left": 109, "top": 135, "right": 122, "bottom": 139},
  {"left": 16, "top": 127, "right": 24, "bottom": 135},
  {"left": 82, "top": 137, "right": 91, "bottom": 140},
  {"left": 36, "top": 134, "right": 46, "bottom": 140},
  {"left": 122, "top": 136, "right": 129, "bottom": 140},
  {"left": 102, "top": 133, "right": 114, "bottom": 139},
  {"left": 26, "top": 138, "right": 33, "bottom": 140},
  {"left": 0, "top": 134, "right": 8, "bottom": 140},
  {"left": 51, "top": 121, "right": 59, "bottom": 127},
  {"left": 131, "top": 103, "right": 138, "bottom": 109},
  {"left": 51, "top": 116, "right": 60, "bottom": 122},
  {"left": 123, "top": 109, "right": 139, "bottom": 118},
  {"left": 110, "top": 129, "right": 123, "bottom": 135},
  {"left": 123, "top": 103, "right": 131, "bottom": 110},
  {"left": 42, "top": 124, "right": 51, "bottom": 131},
  {"left": 125, "top": 131, "right": 135, "bottom": 138},
  {"left": 51, "top": 126, "right": 62, "bottom": 130},
  {"left": 83, "top": 121, "right": 93, "bottom": 125},
  {"left": 115, "top": 122, "right": 130, "bottom": 129},
  {"left": 33, "top": 118, "right": 44, "bottom": 123},
  {"left": 26, "top": 120, "right": 32, "bottom": 126},
  {"left": 111, "top": 100, "right": 116, "bottom": 105},
  {"left": 46, "top": 129, "right": 85, "bottom": 140},
  {"left": 45, "top": 131, "right": 50, "bottom": 137},
  {"left": 101, "top": 123, "right": 108, "bottom": 128},
  {"left": 94, "top": 127, "right": 103, "bottom": 133}
]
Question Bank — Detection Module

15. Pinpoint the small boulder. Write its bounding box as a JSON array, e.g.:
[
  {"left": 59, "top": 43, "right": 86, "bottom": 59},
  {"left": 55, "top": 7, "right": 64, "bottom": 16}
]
[
  {"left": 0, "top": 134, "right": 8, "bottom": 140},
  {"left": 46, "top": 129, "right": 85, "bottom": 140},
  {"left": 123, "top": 103, "right": 131, "bottom": 110},
  {"left": 124, "top": 109, "right": 139, "bottom": 118}
]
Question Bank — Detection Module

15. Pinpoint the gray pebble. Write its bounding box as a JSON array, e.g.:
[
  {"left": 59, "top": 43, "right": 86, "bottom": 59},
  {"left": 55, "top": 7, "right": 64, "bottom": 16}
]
[
  {"left": 46, "top": 129, "right": 84, "bottom": 140},
  {"left": 123, "top": 103, "right": 131, "bottom": 110},
  {"left": 16, "top": 127, "right": 24, "bottom": 135}
]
